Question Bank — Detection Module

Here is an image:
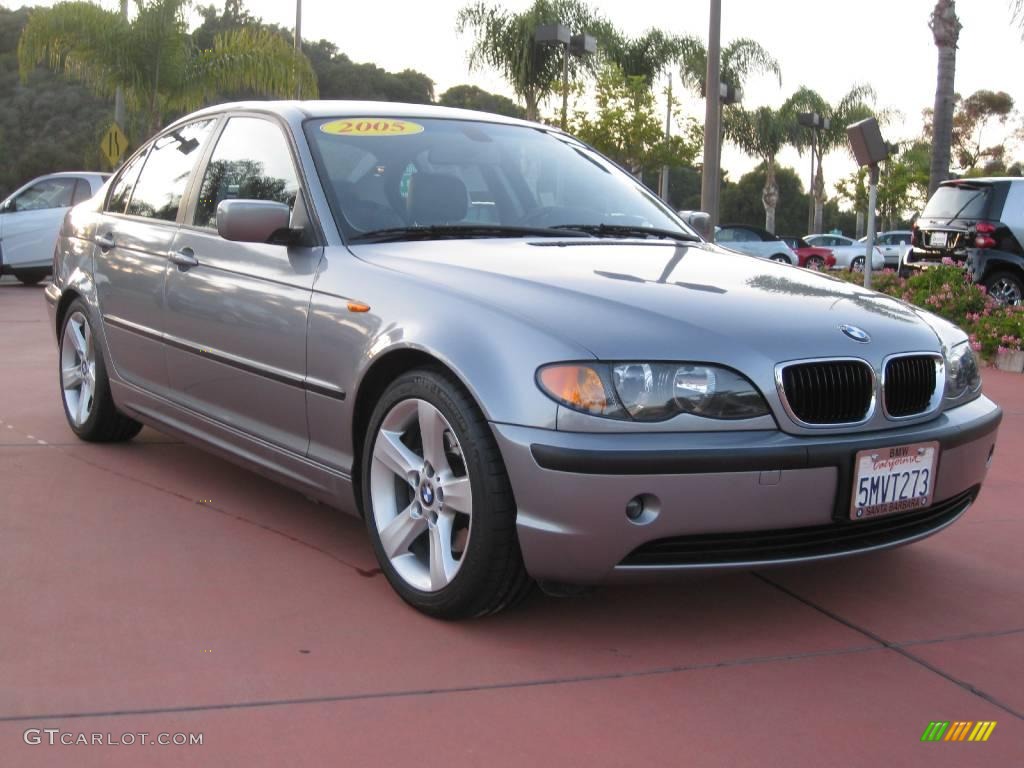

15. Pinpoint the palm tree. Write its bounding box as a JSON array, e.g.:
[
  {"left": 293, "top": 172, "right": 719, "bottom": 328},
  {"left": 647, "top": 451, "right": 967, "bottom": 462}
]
[
  {"left": 725, "top": 105, "right": 791, "bottom": 234},
  {"left": 676, "top": 37, "right": 781, "bottom": 196},
  {"left": 602, "top": 29, "right": 700, "bottom": 85},
  {"left": 457, "top": 0, "right": 612, "bottom": 122},
  {"left": 18, "top": 0, "right": 317, "bottom": 139},
  {"left": 788, "top": 85, "right": 876, "bottom": 234},
  {"left": 928, "top": 0, "right": 961, "bottom": 195}
]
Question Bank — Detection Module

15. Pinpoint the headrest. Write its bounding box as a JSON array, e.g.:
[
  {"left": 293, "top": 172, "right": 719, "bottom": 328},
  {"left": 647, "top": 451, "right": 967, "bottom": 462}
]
[{"left": 407, "top": 173, "right": 468, "bottom": 225}]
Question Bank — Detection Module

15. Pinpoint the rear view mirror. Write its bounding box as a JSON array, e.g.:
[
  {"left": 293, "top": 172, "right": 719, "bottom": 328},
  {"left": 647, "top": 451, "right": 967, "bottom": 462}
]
[
  {"left": 217, "top": 199, "right": 292, "bottom": 244},
  {"left": 678, "top": 210, "right": 712, "bottom": 240}
]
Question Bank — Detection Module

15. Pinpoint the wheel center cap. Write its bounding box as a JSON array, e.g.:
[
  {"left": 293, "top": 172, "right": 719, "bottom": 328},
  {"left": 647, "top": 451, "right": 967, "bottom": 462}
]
[{"left": 420, "top": 483, "right": 435, "bottom": 506}]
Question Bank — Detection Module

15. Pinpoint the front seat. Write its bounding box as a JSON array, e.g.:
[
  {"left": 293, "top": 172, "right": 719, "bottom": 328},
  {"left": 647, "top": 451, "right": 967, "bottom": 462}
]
[{"left": 406, "top": 173, "right": 468, "bottom": 226}]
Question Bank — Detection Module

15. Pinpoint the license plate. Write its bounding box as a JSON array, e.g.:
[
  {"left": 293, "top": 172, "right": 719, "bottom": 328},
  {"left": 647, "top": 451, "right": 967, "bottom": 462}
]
[
  {"left": 850, "top": 441, "right": 939, "bottom": 520},
  {"left": 929, "top": 231, "right": 947, "bottom": 248}
]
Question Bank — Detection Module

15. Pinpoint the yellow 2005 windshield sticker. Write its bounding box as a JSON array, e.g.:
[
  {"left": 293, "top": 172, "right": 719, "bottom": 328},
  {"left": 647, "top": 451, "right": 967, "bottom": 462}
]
[{"left": 320, "top": 119, "right": 424, "bottom": 137}]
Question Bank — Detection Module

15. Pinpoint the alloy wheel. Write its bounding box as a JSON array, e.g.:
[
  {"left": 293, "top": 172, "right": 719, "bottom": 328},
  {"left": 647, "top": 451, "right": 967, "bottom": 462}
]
[
  {"left": 369, "top": 398, "right": 473, "bottom": 592},
  {"left": 988, "top": 276, "right": 1022, "bottom": 306},
  {"left": 60, "top": 311, "right": 96, "bottom": 427}
]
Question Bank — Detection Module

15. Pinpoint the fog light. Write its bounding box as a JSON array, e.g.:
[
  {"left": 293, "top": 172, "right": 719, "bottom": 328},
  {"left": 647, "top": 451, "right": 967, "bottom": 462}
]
[{"left": 625, "top": 496, "right": 645, "bottom": 520}]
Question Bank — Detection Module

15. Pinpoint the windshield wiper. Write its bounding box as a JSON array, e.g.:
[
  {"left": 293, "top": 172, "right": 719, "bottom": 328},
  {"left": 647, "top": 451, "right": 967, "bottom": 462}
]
[
  {"left": 551, "top": 223, "right": 701, "bottom": 242},
  {"left": 349, "top": 224, "right": 589, "bottom": 244}
]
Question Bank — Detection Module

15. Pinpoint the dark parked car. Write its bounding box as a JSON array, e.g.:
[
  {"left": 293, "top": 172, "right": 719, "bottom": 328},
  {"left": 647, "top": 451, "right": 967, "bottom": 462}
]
[{"left": 906, "top": 178, "right": 1024, "bottom": 305}]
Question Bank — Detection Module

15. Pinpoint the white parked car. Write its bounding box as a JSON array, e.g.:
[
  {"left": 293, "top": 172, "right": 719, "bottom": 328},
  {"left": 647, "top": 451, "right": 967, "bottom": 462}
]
[
  {"left": 716, "top": 224, "right": 800, "bottom": 265},
  {"left": 858, "top": 230, "right": 912, "bottom": 269},
  {"left": 0, "top": 172, "right": 109, "bottom": 285},
  {"left": 804, "top": 233, "right": 885, "bottom": 272}
]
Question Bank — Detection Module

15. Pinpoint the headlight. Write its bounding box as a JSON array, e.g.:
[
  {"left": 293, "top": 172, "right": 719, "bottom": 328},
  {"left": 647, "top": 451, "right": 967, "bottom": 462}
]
[
  {"left": 944, "top": 341, "right": 982, "bottom": 401},
  {"left": 537, "top": 362, "right": 769, "bottom": 421}
]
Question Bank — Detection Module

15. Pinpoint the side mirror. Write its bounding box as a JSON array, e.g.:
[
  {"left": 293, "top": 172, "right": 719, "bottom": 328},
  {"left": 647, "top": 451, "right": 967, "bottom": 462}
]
[
  {"left": 678, "top": 210, "right": 712, "bottom": 240},
  {"left": 217, "top": 199, "right": 293, "bottom": 244},
  {"left": 0, "top": 198, "right": 13, "bottom": 213}
]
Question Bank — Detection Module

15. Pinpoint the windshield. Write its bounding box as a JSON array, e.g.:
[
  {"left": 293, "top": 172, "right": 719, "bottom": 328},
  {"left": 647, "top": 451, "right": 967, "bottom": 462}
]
[
  {"left": 304, "top": 117, "right": 694, "bottom": 242},
  {"left": 922, "top": 184, "right": 993, "bottom": 220}
]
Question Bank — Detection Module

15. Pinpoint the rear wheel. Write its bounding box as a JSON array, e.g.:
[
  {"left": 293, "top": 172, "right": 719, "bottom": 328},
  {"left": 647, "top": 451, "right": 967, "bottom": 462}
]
[
  {"left": 850, "top": 256, "right": 865, "bottom": 273},
  {"left": 14, "top": 269, "right": 46, "bottom": 286},
  {"left": 983, "top": 270, "right": 1023, "bottom": 306},
  {"left": 770, "top": 254, "right": 791, "bottom": 264},
  {"left": 59, "top": 300, "right": 143, "bottom": 442},
  {"left": 362, "top": 368, "right": 530, "bottom": 618}
]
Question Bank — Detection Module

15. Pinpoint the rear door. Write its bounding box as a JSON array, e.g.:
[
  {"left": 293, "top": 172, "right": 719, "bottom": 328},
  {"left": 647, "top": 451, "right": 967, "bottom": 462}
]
[
  {"left": 93, "top": 119, "right": 218, "bottom": 395},
  {"left": 163, "top": 115, "right": 322, "bottom": 455}
]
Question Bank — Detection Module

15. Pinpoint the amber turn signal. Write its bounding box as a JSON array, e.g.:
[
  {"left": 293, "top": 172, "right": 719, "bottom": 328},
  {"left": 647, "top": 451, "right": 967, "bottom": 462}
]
[
  {"left": 347, "top": 301, "right": 371, "bottom": 313},
  {"left": 537, "top": 365, "right": 609, "bottom": 414}
]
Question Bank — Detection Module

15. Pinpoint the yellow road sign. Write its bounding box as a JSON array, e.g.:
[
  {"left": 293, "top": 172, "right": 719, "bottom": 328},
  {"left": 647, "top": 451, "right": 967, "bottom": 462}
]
[{"left": 100, "top": 123, "right": 128, "bottom": 167}]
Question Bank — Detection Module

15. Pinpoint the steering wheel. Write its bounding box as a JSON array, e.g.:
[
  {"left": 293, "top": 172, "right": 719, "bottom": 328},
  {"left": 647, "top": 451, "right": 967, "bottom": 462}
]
[{"left": 516, "top": 205, "right": 602, "bottom": 229}]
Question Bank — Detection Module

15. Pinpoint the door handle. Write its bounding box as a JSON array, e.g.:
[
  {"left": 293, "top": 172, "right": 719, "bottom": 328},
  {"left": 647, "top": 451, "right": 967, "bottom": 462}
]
[
  {"left": 95, "top": 233, "right": 115, "bottom": 250},
  {"left": 169, "top": 248, "right": 199, "bottom": 270}
]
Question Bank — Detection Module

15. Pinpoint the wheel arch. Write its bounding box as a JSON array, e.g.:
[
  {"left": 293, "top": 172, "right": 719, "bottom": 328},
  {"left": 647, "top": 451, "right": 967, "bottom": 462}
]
[{"left": 55, "top": 287, "right": 83, "bottom": 338}]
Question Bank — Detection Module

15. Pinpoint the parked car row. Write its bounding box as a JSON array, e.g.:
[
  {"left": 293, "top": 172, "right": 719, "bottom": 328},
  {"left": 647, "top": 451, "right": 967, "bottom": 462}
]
[{"left": 0, "top": 172, "right": 109, "bottom": 285}]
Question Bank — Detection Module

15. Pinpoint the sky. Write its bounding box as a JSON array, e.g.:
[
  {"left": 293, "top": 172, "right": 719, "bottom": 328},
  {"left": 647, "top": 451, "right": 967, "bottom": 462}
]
[{"left": 6, "top": 0, "right": 1024, "bottom": 195}]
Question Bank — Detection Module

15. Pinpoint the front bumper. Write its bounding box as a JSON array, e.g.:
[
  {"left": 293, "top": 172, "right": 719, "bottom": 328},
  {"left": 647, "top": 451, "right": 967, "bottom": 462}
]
[{"left": 494, "top": 396, "right": 1001, "bottom": 584}]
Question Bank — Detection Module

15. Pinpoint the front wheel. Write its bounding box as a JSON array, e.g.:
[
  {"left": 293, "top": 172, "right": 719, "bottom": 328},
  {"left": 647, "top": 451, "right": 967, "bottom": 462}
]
[
  {"left": 805, "top": 255, "right": 825, "bottom": 271},
  {"left": 850, "top": 256, "right": 865, "bottom": 273},
  {"left": 983, "top": 270, "right": 1023, "bottom": 306},
  {"left": 59, "top": 300, "right": 143, "bottom": 442},
  {"left": 362, "top": 368, "right": 530, "bottom": 618}
]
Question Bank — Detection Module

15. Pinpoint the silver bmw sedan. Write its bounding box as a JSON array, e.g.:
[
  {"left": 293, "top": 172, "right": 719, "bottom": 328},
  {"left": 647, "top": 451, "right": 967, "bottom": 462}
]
[{"left": 45, "top": 102, "right": 1002, "bottom": 618}]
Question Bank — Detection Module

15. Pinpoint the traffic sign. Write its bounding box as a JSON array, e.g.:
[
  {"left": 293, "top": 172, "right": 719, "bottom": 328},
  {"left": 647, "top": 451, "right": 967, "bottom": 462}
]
[{"left": 100, "top": 123, "right": 128, "bottom": 167}]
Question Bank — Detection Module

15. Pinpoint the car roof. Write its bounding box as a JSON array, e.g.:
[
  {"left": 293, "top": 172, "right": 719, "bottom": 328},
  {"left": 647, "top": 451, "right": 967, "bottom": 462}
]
[
  {"left": 178, "top": 100, "right": 542, "bottom": 131},
  {"left": 939, "top": 177, "right": 1018, "bottom": 186},
  {"left": 33, "top": 171, "right": 108, "bottom": 180}
]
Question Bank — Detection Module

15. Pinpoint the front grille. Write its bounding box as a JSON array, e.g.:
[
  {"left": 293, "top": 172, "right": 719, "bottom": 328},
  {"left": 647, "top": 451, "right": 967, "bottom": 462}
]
[
  {"left": 619, "top": 487, "right": 978, "bottom": 567},
  {"left": 780, "top": 360, "right": 873, "bottom": 424},
  {"left": 884, "top": 356, "right": 938, "bottom": 417}
]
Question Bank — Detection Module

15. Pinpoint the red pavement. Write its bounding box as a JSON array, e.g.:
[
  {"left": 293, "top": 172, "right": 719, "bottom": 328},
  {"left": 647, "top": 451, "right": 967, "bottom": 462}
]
[{"left": 1, "top": 278, "right": 1021, "bottom": 766}]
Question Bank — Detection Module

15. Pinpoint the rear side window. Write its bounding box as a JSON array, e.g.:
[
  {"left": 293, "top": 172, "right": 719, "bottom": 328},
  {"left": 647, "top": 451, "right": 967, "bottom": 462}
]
[
  {"left": 106, "top": 153, "right": 146, "bottom": 214},
  {"left": 125, "top": 119, "right": 216, "bottom": 221},
  {"left": 922, "top": 185, "right": 992, "bottom": 220},
  {"left": 193, "top": 117, "right": 300, "bottom": 230},
  {"left": 71, "top": 178, "right": 93, "bottom": 205}
]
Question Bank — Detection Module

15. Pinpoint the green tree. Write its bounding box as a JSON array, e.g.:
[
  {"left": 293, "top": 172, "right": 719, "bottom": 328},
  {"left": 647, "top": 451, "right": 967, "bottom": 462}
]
[
  {"left": 720, "top": 165, "right": 810, "bottom": 236},
  {"left": 18, "top": 0, "right": 317, "bottom": 139},
  {"left": 456, "top": 0, "right": 611, "bottom": 121},
  {"left": 602, "top": 29, "right": 698, "bottom": 85},
  {"left": 928, "top": 0, "right": 961, "bottom": 195},
  {"left": 724, "top": 104, "right": 792, "bottom": 233},
  {"left": 438, "top": 84, "right": 525, "bottom": 118},
  {"left": 835, "top": 140, "right": 930, "bottom": 231},
  {"left": 788, "top": 84, "right": 876, "bottom": 234},
  {"left": 569, "top": 63, "right": 700, "bottom": 180},
  {"left": 676, "top": 37, "right": 781, "bottom": 96}
]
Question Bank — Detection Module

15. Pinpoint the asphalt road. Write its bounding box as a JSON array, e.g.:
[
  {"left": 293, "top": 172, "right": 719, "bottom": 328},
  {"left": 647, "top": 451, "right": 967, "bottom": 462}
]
[{"left": 1, "top": 279, "right": 1021, "bottom": 766}]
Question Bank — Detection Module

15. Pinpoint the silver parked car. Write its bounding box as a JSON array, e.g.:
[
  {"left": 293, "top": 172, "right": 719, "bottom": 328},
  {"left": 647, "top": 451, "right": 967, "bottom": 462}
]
[
  {"left": 0, "top": 172, "right": 109, "bottom": 284},
  {"left": 46, "top": 102, "right": 1002, "bottom": 618},
  {"left": 715, "top": 224, "right": 800, "bottom": 265},
  {"left": 859, "top": 230, "right": 913, "bottom": 269},
  {"left": 805, "top": 233, "right": 886, "bottom": 272}
]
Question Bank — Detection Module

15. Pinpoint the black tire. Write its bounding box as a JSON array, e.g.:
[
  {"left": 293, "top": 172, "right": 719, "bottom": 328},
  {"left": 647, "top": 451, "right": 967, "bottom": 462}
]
[
  {"left": 770, "top": 254, "right": 791, "bottom": 264},
  {"left": 361, "top": 367, "right": 531, "bottom": 618},
  {"left": 983, "top": 270, "right": 1023, "bottom": 306},
  {"left": 850, "top": 256, "right": 865, "bottom": 273},
  {"left": 14, "top": 270, "right": 45, "bottom": 286},
  {"left": 58, "top": 299, "right": 143, "bottom": 442}
]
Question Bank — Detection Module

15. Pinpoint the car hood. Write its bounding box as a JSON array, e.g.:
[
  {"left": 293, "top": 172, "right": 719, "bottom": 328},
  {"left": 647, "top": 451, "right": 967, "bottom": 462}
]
[{"left": 350, "top": 239, "right": 944, "bottom": 365}]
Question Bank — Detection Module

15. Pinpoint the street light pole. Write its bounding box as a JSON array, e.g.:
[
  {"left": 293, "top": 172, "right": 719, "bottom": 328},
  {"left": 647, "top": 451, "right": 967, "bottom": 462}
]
[
  {"left": 660, "top": 74, "right": 672, "bottom": 201},
  {"left": 700, "top": 0, "right": 722, "bottom": 230}
]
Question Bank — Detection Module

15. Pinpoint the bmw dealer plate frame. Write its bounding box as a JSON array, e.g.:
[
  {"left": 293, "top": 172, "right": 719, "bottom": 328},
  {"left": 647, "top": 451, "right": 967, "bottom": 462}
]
[{"left": 850, "top": 441, "right": 940, "bottom": 520}]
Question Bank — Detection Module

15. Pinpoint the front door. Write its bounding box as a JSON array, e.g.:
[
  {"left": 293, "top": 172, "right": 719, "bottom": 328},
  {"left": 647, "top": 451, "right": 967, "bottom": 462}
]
[
  {"left": 93, "top": 119, "right": 217, "bottom": 396},
  {"left": 163, "top": 116, "right": 321, "bottom": 455}
]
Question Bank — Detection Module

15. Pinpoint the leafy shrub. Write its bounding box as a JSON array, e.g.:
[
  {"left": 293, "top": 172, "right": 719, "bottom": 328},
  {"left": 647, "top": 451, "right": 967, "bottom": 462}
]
[{"left": 836, "top": 263, "right": 1024, "bottom": 362}]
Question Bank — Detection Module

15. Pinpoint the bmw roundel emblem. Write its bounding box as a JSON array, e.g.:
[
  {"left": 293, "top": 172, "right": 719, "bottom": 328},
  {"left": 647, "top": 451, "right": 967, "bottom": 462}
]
[{"left": 840, "top": 324, "right": 871, "bottom": 343}]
